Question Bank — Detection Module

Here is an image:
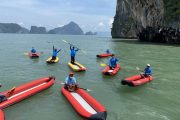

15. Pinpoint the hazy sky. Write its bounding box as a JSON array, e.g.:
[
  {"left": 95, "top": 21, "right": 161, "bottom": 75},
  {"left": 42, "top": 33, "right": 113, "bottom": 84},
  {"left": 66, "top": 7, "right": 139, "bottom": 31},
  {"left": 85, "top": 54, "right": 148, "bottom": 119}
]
[{"left": 0, "top": 0, "right": 116, "bottom": 32}]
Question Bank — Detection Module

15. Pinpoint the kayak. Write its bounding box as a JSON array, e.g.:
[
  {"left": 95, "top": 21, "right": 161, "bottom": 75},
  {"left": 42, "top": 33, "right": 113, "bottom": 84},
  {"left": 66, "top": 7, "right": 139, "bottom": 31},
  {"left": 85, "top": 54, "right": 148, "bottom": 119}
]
[
  {"left": 102, "top": 64, "right": 120, "bottom": 76},
  {"left": 28, "top": 52, "right": 40, "bottom": 58},
  {"left": 61, "top": 87, "right": 107, "bottom": 120},
  {"left": 121, "top": 74, "right": 153, "bottom": 87},
  {"left": 0, "top": 76, "right": 55, "bottom": 109},
  {"left": 46, "top": 57, "right": 59, "bottom": 64},
  {"left": 68, "top": 62, "right": 86, "bottom": 72},
  {"left": 0, "top": 110, "right": 4, "bottom": 120},
  {"left": 96, "top": 53, "right": 113, "bottom": 58}
]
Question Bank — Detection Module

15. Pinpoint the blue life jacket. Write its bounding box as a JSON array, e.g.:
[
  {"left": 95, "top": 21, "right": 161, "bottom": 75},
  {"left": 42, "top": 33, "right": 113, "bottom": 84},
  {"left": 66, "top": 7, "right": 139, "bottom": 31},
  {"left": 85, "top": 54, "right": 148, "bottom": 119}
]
[
  {"left": 31, "top": 48, "right": 36, "bottom": 53},
  {"left": 109, "top": 57, "right": 118, "bottom": 68},
  {"left": 65, "top": 76, "right": 77, "bottom": 85},
  {"left": 144, "top": 67, "right": 152, "bottom": 75},
  {"left": 106, "top": 49, "right": 110, "bottom": 53}
]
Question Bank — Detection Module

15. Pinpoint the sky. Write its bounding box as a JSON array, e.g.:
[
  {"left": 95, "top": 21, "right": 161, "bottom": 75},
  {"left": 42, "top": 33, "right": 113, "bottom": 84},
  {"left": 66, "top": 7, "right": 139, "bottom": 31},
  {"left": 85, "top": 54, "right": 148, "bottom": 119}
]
[{"left": 0, "top": 0, "right": 116, "bottom": 32}]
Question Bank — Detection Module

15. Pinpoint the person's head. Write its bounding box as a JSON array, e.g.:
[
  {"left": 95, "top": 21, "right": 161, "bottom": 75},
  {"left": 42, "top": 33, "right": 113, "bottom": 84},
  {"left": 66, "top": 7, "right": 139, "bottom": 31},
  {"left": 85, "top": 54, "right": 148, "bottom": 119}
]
[
  {"left": 54, "top": 49, "right": 57, "bottom": 51},
  {"left": 111, "top": 54, "right": 115, "bottom": 58},
  {"left": 69, "top": 72, "right": 74, "bottom": 77},
  {"left": 72, "top": 46, "right": 75, "bottom": 50},
  {"left": 147, "top": 64, "right": 150, "bottom": 67}
]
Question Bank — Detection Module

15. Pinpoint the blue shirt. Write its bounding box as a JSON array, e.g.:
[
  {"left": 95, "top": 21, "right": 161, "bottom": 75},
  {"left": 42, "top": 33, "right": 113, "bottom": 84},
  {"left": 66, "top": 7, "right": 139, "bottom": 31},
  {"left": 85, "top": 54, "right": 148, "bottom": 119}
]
[
  {"left": 70, "top": 47, "right": 78, "bottom": 57},
  {"left": 65, "top": 76, "right": 77, "bottom": 85},
  {"left": 144, "top": 67, "right": 152, "bottom": 75},
  {"left": 52, "top": 50, "right": 58, "bottom": 57},
  {"left": 109, "top": 57, "right": 118, "bottom": 68},
  {"left": 31, "top": 48, "right": 36, "bottom": 53}
]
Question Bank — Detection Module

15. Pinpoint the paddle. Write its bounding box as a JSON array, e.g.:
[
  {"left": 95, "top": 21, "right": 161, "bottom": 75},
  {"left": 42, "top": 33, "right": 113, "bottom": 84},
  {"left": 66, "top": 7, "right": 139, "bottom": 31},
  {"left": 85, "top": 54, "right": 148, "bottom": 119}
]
[
  {"left": 24, "top": 52, "right": 43, "bottom": 55},
  {"left": 136, "top": 67, "right": 146, "bottom": 78},
  {"left": 136, "top": 67, "right": 144, "bottom": 73},
  {"left": 100, "top": 63, "right": 107, "bottom": 67},
  {"left": 56, "top": 81, "right": 92, "bottom": 92},
  {"left": 62, "top": 39, "right": 87, "bottom": 54}
]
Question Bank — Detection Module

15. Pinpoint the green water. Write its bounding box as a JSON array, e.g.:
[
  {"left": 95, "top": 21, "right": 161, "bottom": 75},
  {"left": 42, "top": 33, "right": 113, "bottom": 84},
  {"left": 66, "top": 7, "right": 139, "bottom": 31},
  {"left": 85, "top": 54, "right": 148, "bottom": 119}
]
[{"left": 0, "top": 34, "right": 180, "bottom": 120}]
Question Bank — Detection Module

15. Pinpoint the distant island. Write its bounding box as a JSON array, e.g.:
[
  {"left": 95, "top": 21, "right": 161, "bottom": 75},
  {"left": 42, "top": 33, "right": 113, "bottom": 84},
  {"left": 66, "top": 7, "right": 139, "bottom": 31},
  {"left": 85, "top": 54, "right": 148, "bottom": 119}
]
[
  {"left": 0, "top": 21, "right": 97, "bottom": 35},
  {"left": 85, "top": 31, "right": 97, "bottom": 35}
]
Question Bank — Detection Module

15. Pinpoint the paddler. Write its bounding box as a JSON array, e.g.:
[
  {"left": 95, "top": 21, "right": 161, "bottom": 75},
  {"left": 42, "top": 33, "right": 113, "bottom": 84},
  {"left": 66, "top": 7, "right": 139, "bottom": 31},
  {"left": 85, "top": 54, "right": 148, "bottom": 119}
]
[
  {"left": 141, "top": 64, "right": 152, "bottom": 77},
  {"left": 64, "top": 72, "right": 78, "bottom": 92},
  {"left": 51, "top": 45, "right": 61, "bottom": 60},
  {"left": 31, "top": 47, "right": 36, "bottom": 53},
  {"left": 108, "top": 54, "right": 118, "bottom": 70},
  {"left": 70, "top": 45, "right": 79, "bottom": 64},
  {"left": 0, "top": 84, "right": 7, "bottom": 103}
]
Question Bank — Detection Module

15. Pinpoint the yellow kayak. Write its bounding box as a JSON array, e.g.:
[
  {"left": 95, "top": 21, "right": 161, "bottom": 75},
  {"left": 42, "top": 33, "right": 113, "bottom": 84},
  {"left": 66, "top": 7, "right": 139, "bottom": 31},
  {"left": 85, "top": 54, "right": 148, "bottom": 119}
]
[
  {"left": 68, "top": 62, "right": 86, "bottom": 71},
  {"left": 46, "top": 57, "right": 59, "bottom": 64}
]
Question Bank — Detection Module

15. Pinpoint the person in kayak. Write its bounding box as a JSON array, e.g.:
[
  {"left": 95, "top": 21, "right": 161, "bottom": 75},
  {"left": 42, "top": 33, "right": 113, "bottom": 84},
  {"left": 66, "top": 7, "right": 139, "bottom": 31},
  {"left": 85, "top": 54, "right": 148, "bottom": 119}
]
[
  {"left": 51, "top": 45, "right": 61, "bottom": 60},
  {"left": 0, "top": 85, "right": 16, "bottom": 103},
  {"left": 64, "top": 72, "right": 78, "bottom": 92},
  {"left": 0, "top": 84, "right": 7, "bottom": 103},
  {"left": 106, "top": 49, "right": 110, "bottom": 54},
  {"left": 31, "top": 47, "right": 36, "bottom": 53},
  {"left": 108, "top": 54, "right": 118, "bottom": 70},
  {"left": 141, "top": 64, "right": 152, "bottom": 77},
  {"left": 70, "top": 45, "right": 79, "bottom": 64}
]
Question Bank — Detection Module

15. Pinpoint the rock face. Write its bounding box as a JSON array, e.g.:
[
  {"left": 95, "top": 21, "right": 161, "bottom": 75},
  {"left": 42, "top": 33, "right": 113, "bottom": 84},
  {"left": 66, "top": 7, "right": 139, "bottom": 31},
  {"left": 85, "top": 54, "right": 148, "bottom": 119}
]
[
  {"left": 0, "top": 23, "right": 29, "bottom": 33},
  {"left": 112, "top": 0, "right": 165, "bottom": 38},
  {"left": 48, "top": 21, "right": 84, "bottom": 35},
  {"left": 30, "top": 26, "right": 47, "bottom": 34},
  {"left": 85, "top": 31, "right": 97, "bottom": 35}
]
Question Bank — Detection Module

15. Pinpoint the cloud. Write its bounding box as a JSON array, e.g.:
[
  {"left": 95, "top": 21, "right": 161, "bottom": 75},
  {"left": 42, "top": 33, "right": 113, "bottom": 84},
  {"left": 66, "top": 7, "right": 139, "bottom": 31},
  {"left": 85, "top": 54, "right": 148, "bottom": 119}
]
[
  {"left": 98, "top": 22, "right": 105, "bottom": 27},
  {"left": 17, "top": 22, "right": 24, "bottom": 26},
  {"left": 108, "top": 18, "right": 114, "bottom": 27},
  {"left": 0, "top": 0, "right": 116, "bottom": 31},
  {"left": 57, "top": 24, "right": 64, "bottom": 27}
]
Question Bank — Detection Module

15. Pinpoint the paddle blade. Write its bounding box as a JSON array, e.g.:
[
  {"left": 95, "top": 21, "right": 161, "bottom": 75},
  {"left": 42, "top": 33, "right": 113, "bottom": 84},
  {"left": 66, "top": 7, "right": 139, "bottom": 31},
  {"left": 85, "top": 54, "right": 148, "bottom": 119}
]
[
  {"left": 24, "top": 52, "right": 28, "bottom": 55},
  {"left": 79, "top": 88, "right": 92, "bottom": 92},
  {"left": 136, "top": 67, "right": 140, "bottom": 71},
  {"left": 100, "top": 63, "right": 107, "bottom": 67},
  {"left": 62, "top": 39, "right": 69, "bottom": 44}
]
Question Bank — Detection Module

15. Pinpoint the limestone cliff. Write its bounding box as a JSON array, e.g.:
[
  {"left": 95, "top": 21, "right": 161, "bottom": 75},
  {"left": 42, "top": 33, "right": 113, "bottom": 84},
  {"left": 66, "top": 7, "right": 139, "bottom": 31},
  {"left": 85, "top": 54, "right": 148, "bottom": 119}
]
[
  {"left": 0, "top": 23, "right": 29, "bottom": 33},
  {"left": 30, "top": 26, "right": 47, "bottom": 34},
  {"left": 112, "top": 0, "right": 165, "bottom": 38}
]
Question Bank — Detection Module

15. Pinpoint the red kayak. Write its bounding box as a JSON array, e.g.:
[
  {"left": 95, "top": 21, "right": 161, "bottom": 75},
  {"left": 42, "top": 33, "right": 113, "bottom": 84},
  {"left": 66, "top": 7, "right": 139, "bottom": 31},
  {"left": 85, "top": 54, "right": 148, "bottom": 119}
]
[
  {"left": 102, "top": 64, "right": 120, "bottom": 76},
  {"left": 61, "top": 87, "right": 107, "bottom": 120},
  {"left": 0, "top": 110, "right": 4, "bottom": 120},
  {"left": 96, "top": 53, "right": 113, "bottom": 58},
  {"left": 121, "top": 74, "right": 153, "bottom": 86},
  {"left": 0, "top": 76, "right": 55, "bottom": 109},
  {"left": 28, "top": 52, "right": 40, "bottom": 58}
]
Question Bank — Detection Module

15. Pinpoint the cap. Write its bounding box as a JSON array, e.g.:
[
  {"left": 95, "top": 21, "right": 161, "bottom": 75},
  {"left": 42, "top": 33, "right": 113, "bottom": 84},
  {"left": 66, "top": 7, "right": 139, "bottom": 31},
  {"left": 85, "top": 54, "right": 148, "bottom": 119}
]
[
  {"left": 69, "top": 72, "right": 74, "bottom": 75},
  {"left": 147, "top": 64, "right": 150, "bottom": 67}
]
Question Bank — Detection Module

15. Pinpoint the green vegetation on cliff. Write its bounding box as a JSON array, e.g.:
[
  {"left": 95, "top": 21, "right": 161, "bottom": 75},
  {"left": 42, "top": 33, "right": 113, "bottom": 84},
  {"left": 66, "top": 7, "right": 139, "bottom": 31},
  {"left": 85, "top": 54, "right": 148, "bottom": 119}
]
[{"left": 164, "top": 0, "right": 180, "bottom": 23}]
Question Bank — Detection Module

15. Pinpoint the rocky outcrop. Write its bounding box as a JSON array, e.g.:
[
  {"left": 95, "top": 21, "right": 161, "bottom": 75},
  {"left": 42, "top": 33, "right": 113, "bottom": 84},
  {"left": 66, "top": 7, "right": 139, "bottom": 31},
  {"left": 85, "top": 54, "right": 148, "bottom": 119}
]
[
  {"left": 48, "top": 21, "right": 84, "bottom": 35},
  {"left": 85, "top": 31, "right": 97, "bottom": 35},
  {"left": 112, "top": 0, "right": 165, "bottom": 38},
  {"left": 0, "top": 23, "right": 29, "bottom": 33},
  {"left": 30, "top": 26, "right": 47, "bottom": 34}
]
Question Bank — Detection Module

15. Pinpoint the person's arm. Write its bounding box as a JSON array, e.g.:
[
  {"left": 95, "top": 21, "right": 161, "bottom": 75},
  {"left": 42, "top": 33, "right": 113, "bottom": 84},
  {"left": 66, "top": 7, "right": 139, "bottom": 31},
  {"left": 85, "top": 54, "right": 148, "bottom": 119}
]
[
  {"left": 116, "top": 58, "right": 119, "bottom": 62},
  {"left": 72, "top": 77, "right": 76, "bottom": 84},
  {"left": 109, "top": 59, "right": 112, "bottom": 66},
  {"left": 75, "top": 48, "right": 79, "bottom": 51},
  {"left": 53, "top": 46, "right": 55, "bottom": 51},
  {"left": 65, "top": 77, "right": 68, "bottom": 84},
  {"left": 70, "top": 45, "right": 72, "bottom": 50},
  {"left": 57, "top": 49, "right": 61, "bottom": 53}
]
